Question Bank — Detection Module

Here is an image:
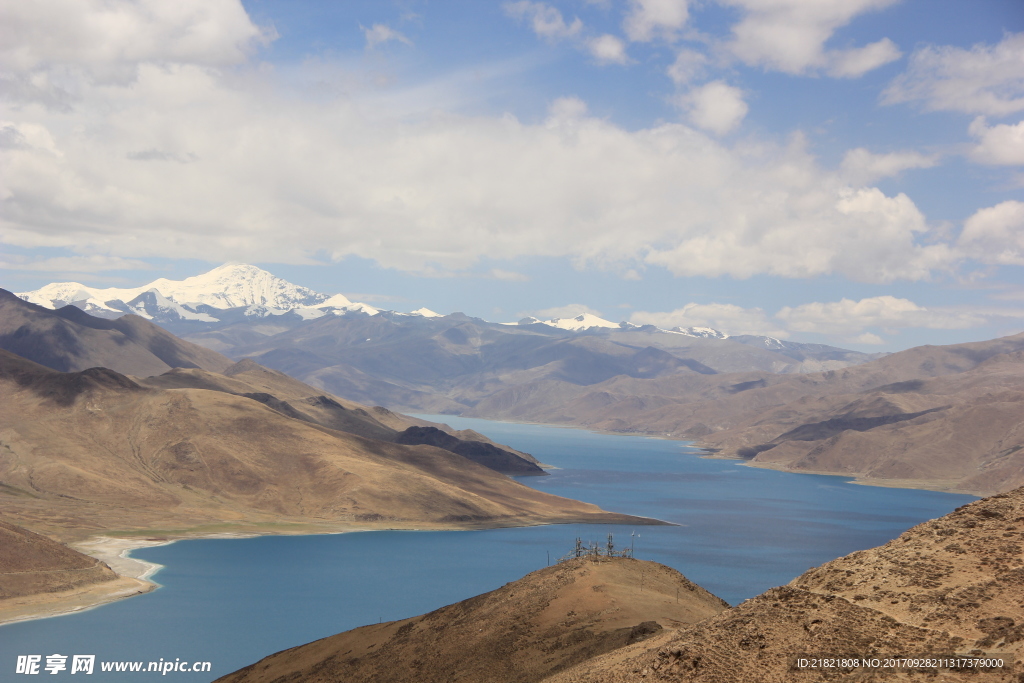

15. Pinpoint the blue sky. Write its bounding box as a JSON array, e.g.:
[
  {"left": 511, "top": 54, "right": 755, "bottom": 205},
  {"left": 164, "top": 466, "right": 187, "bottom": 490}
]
[{"left": 1, "top": 0, "right": 1023, "bottom": 350}]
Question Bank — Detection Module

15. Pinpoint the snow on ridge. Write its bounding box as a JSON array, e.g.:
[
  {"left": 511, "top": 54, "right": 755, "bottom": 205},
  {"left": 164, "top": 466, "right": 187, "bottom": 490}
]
[
  {"left": 145, "top": 263, "right": 329, "bottom": 310},
  {"left": 15, "top": 264, "right": 379, "bottom": 321},
  {"left": 665, "top": 326, "right": 729, "bottom": 339},
  {"left": 544, "top": 313, "right": 619, "bottom": 331},
  {"left": 19, "top": 282, "right": 139, "bottom": 312},
  {"left": 410, "top": 307, "right": 442, "bottom": 317}
]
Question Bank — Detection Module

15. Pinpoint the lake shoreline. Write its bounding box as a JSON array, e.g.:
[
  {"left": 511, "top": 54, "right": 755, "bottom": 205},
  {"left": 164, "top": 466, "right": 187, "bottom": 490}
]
[
  {"left": 0, "top": 508, "right": 667, "bottom": 627},
  {"left": 432, "top": 414, "right": 986, "bottom": 497}
]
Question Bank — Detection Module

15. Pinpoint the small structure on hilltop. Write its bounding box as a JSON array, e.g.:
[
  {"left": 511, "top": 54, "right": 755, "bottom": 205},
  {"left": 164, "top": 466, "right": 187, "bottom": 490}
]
[{"left": 560, "top": 534, "right": 633, "bottom": 563}]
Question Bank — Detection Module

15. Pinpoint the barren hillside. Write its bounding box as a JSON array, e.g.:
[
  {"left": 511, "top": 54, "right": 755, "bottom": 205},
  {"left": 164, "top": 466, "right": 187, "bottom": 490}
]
[
  {"left": 216, "top": 556, "right": 729, "bottom": 683},
  {"left": 546, "top": 486, "right": 1024, "bottom": 682}
]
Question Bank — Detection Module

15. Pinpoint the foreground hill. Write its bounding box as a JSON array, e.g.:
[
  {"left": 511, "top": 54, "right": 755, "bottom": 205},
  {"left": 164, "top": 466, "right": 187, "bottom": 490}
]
[
  {"left": 0, "top": 288, "right": 232, "bottom": 376},
  {"left": 217, "top": 556, "right": 729, "bottom": 683},
  {"left": 546, "top": 486, "right": 1024, "bottom": 682},
  {"left": 0, "top": 349, "right": 654, "bottom": 542}
]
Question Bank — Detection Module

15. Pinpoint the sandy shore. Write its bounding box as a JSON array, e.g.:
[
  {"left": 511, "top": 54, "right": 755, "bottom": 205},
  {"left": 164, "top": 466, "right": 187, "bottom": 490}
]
[
  {"left": 0, "top": 526, "right": 396, "bottom": 627},
  {"left": 0, "top": 536, "right": 173, "bottom": 627},
  {"left": 0, "top": 532, "right": 263, "bottom": 627}
]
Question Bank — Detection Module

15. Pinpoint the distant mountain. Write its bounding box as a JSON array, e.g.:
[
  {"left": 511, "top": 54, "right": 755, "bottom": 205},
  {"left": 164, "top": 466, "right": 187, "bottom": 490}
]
[
  {"left": 543, "top": 312, "right": 621, "bottom": 331},
  {"left": 669, "top": 326, "right": 728, "bottom": 339},
  {"left": 468, "top": 331, "right": 1024, "bottom": 494},
  {"left": 16, "top": 264, "right": 378, "bottom": 323},
  {"left": 16, "top": 265, "right": 878, "bottom": 372},
  {"left": 0, "top": 288, "right": 232, "bottom": 376}
]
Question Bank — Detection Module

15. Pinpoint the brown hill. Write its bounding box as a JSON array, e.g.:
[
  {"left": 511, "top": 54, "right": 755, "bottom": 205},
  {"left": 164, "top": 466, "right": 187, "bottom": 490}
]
[
  {"left": 0, "top": 519, "right": 117, "bottom": 600},
  {"left": 545, "top": 486, "right": 1024, "bottom": 682},
  {"left": 0, "top": 519, "right": 155, "bottom": 625},
  {"left": 0, "top": 349, "right": 655, "bottom": 542},
  {"left": 216, "top": 556, "right": 729, "bottom": 683},
  {"left": 466, "top": 334, "right": 1024, "bottom": 494},
  {"left": 696, "top": 349, "right": 1024, "bottom": 495},
  {"left": 0, "top": 288, "right": 232, "bottom": 376},
  {"left": 137, "top": 360, "right": 544, "bottom": 475}
]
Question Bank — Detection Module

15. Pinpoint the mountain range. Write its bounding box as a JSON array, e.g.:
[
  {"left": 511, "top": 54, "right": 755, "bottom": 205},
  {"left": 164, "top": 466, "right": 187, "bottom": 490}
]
[
  {"left": 12, "top": 264, "right": 1024, "bottom": 495},
  {"left": 15, "top": 264, "right": 881, "bottom": 368},
  {"left": 0, "top": 292, "right": 659, "bottom": 548}
]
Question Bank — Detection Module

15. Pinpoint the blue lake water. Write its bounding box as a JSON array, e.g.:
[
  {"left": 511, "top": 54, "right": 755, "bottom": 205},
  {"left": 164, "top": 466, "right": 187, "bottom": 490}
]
[{"left": 1, "top": 416, "right": 976, "bottom": 681}]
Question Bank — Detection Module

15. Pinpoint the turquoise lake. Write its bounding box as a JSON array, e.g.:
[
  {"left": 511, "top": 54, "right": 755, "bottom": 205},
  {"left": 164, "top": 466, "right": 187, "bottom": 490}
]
[{"left": 1, "top": 416, "right": 976, "bottom": 681}]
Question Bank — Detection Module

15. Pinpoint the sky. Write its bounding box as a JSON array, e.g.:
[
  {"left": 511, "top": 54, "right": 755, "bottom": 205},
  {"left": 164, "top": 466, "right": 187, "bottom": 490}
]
[{"left": 1, "top": 0, "right": 1024, "bottom": 351}]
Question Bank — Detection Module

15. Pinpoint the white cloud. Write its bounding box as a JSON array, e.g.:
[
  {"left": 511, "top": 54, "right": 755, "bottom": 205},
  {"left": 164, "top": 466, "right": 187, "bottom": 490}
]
[
  {"left": 505, "top": 3, "right": 629, "bottom": 67},
  {"left": 720, "top": 0, "right": 900, "bottom": 76},
  {"left": 883, "top": 33, "right": 1024, "bottom": 116},
  {"left": 827, "top": 38, "right": 902, "bottom": 78},
  {"left": 676, "top": 81, "right": 748, "bottom": 135},
  {"left": 587, "top": 34, "right": 629, "bottom": 65},
  {"left": 630, "top": 303, "right": 787, "bottom": 337},
  {"left": 667, "top": 48, "right": 707, "bottom": 85},
  {"left": 489, "top": 268, "right": 530, "bottom": 282},
  {"left": 959, "top": 200, "right": 1024, "bottom": 265},
  {"left": 623, "top": 0, "right": 689, "bottom": 43},
  {"left": 534, "top": 303, "right": 603, "bottom": 319},
  {"left": 776, "top": 296, "right": 984, "bottom": 335},
  {"left": 634, "top": 296, "right": 1024, "bottom": 342},
  {"left": 362, "top": 24, "right": 412, "bottom": 49},
  {"left": 0, "top": 5, "right": 965, "bottom": 284},
  {"left": 0, "top": 0, "right": 269, "bottom": 81},
  {"left": 854, "top": 332, "right": 884, "bottom": 345},
  {"left": 0, "top": 81, "right": 959, "bottom": 281},
  {"left": 504, "top": 1, "right": 582, "bottom": 41},
  {"left": 0, "top": 254, "right": 152, "bottom": 272},
  {"left": 840, "top": 148, "right": 939, "bottom": 185},
  {"left": 968, "top": 117, "right": 1024, "bottom": 166}
]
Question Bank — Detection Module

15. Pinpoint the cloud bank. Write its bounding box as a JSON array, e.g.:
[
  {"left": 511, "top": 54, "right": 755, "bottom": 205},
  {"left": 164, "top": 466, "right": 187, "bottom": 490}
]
[{"left": 0, "top": 0, "right": 1013, "bottom": 289}]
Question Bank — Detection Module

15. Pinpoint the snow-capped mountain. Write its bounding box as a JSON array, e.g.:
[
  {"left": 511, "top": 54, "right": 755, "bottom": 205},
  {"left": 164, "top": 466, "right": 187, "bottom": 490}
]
[
  {"left": 667, "top": 326, "right": 729, "bottom": 339},
  {"left": 16, "top": 264, "right": 379, "bottom": 323},
  {"left": 511, "top": 313, "right": 625, "bottom": 331},
  {"left": 545, "top": 313, "right": 620, "bottom": 331},
  {"left": 510, "top": 314, "right": 727, "bottom": 337},
  {"left": 15, "top": 264, "right": 734, "bottom": 340},
  {"left": 20, "top": 264, "right": 328, "bottom": 313}
]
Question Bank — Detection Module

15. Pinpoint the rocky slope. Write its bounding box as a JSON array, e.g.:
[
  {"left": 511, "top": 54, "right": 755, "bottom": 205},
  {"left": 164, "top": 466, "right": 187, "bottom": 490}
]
[
  {"left": 216, "top": 556, "right": 729, "bottom": 683},
  {"left": 545, "top": 486, "right": 1024, "bottom": 682}
]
